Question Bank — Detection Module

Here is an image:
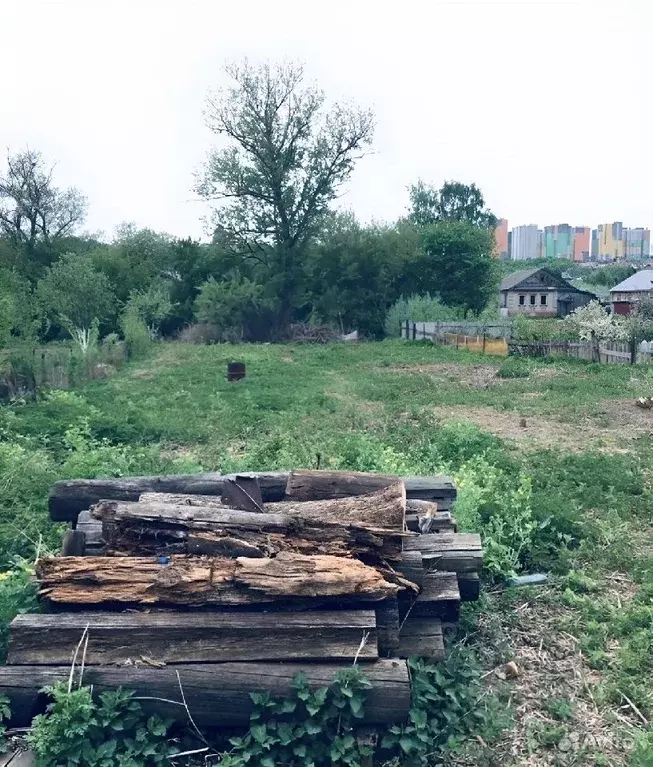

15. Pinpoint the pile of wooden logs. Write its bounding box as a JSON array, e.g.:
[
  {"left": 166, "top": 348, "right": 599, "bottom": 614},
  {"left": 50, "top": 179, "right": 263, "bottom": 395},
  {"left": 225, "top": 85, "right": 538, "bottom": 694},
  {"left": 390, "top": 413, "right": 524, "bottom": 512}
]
[{"left": 0, "top": 470, "right": 483, "bottom": 732}]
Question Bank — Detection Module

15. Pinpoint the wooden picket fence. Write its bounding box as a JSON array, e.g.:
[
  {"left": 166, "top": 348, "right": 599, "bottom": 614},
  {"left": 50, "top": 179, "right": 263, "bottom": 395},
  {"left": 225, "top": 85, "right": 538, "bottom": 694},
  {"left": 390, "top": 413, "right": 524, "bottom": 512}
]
[{"left": 401, "top": 321, "right": 653, "bottom": 365}]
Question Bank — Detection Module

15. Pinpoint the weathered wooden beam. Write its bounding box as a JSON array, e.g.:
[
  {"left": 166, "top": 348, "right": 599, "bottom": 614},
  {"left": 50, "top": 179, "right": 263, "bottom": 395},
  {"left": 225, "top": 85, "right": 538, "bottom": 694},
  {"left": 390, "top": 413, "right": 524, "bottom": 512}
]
[
  {"left": 398, "top": 618, "right": 445, "bottom": 659},
  {"left": 7, "top": 611, "right": 378, "bottom": 665},
  {"left": 457, "top": 572, "right": 481, "bottom": 602},
  {"left": 0, "top": 659, "right": 411, "bottom": 727},
  {"left": 49, "top": 472, "right": 289, "bottom": 523},
  {"left": 405, "top": 511, "right": 456, "bottom": 534},
  {"left": 60, "top": 530, "right": 86, "bottom": 556},
  {"left": 285, "top": 470, "right": 456, "bottom": 502},
  {"left": 93, "top": 482, "right": 407, "bottom": 560},
  {"left": 36, "top": 553, "right": 399, "bottom": 606},
  {"left": 403, "top": 533, "right": 483, "bottom": 573},
  {"left": 399, "top": 572, "right": 460, "bottom": 623},
  {"left": 374, "top": 598, "right": 400, "bottom": 657},
  {"left": 394, "top": 551, "right": 423, "bottom": 589}
]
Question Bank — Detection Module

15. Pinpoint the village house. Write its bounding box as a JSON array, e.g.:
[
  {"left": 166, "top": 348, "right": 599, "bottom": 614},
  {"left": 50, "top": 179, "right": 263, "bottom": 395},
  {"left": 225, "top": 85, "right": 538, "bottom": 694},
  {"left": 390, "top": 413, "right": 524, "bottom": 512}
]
[
  {"left": 499, "top": 267, "right": 596, "bottom": 318},
  {"left": 610, "top": 270, "right": 653, "bottom": 315}
]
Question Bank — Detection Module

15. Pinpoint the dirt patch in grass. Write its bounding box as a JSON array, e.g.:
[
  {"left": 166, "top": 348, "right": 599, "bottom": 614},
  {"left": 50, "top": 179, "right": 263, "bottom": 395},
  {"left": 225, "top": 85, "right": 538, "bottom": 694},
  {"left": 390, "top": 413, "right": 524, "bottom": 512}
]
[
  {"left": 387, "top": 363, "right": 503, "bottom": 389},
  {"left": 431, "top": 400, "right": 653, "bottom": 452},
  {"left": 469, "top": 590, "right": 637, "bottom": 766}
]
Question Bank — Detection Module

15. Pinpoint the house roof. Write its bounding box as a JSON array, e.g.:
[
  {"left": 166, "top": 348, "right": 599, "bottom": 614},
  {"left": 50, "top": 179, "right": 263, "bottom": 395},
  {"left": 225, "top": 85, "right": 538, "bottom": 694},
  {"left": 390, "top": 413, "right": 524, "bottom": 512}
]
[
  {"left": 610, "top": 270, "right": 653, "bottom": 294},
  {"left": 499, "top": 268, "right": 542, "bottom": 291}
]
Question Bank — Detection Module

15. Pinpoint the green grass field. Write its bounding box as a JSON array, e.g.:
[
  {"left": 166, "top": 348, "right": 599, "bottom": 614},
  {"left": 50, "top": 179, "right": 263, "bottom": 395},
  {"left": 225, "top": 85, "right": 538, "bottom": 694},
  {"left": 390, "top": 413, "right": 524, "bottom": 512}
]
[{"left": 1, "top": 340, "right": 651, "bottom": 765}]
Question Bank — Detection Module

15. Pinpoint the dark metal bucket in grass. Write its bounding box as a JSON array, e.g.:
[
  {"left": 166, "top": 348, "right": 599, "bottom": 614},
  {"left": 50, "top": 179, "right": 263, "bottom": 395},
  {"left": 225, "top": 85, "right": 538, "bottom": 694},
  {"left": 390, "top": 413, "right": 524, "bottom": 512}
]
[{"left": 227, "top": 362, "right": 246, "bottom": 382}]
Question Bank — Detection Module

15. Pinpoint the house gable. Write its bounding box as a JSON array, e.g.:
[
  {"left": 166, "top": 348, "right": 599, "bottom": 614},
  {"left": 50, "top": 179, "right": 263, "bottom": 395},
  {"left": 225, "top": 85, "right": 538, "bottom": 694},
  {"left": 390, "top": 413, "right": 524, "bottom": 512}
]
[{"left": 500, "top": 268, "right": 583, "bottom": 294}]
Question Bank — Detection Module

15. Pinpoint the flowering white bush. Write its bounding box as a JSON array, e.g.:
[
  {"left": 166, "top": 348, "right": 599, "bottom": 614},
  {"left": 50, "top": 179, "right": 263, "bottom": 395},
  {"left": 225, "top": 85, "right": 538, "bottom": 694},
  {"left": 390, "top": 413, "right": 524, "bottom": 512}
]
[{"left": 564, "top": 301, "right": 624, "bottom": 341}]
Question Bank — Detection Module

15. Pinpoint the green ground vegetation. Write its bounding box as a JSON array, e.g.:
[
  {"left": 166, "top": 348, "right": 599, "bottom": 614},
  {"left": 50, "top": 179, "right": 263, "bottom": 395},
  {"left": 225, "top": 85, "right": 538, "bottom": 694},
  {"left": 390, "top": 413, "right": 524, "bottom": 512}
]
[{"left": 0, "top": 340, "right": 651, "bottom": 765}]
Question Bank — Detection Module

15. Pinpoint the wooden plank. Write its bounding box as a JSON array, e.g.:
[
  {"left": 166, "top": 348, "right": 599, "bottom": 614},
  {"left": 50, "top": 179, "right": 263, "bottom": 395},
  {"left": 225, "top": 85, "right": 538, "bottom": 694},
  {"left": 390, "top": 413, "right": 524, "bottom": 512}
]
[
  {"left": 7, "top": 611, "right": 378, "bottom": 665},
  {"left": 93, "top": 482, "right": 406, "bottom": 560},
  {"left": 398, "top": 618, "right": 444, "bottom": 659},
  {"left": 404, "top": 533, "right": 483, "bottom": 573},
  {"left": 50, "top": 472, "right": 289, "bottom": 522},
  {"left": 405, "top": 512, "right": 456, "bottom": 534},
  {"left": 285, "top": 471, "right": 456, "bottom": 502},
  {"left": 399, "top": 572, "right": 460, "bottom": 622},
  {"left": 36, "top": 553, "right": 399, "bottom": 606},
  {"left": 0, "top": 659, "right": 411, "bottom": 727},
  {"left": 221, "top": 476, "right": 263, "bottom": 511},
  {"left": 457, "top": 572, "right": 481, "bottom": 602},
  {"left": 60, "top": 530, "right": 85, "bottom": 556},
  {"left": 374, "top": 598, "right": 399, "bottom": 657},
  {"left": 394, "top": 551, "right": 423, "bottom": 589}
]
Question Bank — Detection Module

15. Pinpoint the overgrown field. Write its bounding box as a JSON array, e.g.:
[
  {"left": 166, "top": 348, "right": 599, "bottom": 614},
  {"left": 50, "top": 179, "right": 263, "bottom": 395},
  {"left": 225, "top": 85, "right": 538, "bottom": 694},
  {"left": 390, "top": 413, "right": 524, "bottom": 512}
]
[{"left": 1, "top": 341, "right": 652, "bottom": 765}]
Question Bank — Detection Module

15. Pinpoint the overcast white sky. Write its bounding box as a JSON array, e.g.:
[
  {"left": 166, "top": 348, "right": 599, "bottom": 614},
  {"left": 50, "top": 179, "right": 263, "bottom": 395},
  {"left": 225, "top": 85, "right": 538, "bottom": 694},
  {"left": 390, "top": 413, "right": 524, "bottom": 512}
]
[{"left": 0, "top": 0, "right": 650, "bottom": 241}]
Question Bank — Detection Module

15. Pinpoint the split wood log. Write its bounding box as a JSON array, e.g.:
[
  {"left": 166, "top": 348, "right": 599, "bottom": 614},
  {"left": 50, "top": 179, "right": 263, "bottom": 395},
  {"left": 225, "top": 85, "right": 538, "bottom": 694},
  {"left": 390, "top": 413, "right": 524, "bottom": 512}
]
[
  {"left": 0, "top": 659, "right": 410, "bottom": 727},
  {"left": 398, "top": 618, "right": 444, "bottom": 659},
  {"left": 92, "top": 482, "right": 407, "bottom": 560},
  {"left": 403, "top": 533, "right": 483, "bottom": 573},
  {"left": 285, "top": 470, "right": 456, "bottom": 502},
  {"left": 457, "top": 572, "right": 481, "bottom": 602},
  {"left": 49, "top": 472, "right": 289, "bottom": 523},
  {"left": 399, "top": 572, "right": 460, "bottom": 623},
  {"left": 36, "top": 553, "right": 399, "bottom": 606},
  {"left": 7, "top": 610, "right": 378, "bottom": 665}
]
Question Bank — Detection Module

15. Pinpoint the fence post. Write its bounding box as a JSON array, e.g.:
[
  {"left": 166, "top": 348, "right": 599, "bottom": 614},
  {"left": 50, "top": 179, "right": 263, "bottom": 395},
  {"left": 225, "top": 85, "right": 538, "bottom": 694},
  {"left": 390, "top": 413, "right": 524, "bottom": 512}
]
[
  {"left": 630, "top": 338, "right": 636, "bottom": 365},
  {"left": 482, "top": 334, "right": 486, "bottom": 354},
  {"left": 412, "top": 322, "right": 416, "bottom": 341}
]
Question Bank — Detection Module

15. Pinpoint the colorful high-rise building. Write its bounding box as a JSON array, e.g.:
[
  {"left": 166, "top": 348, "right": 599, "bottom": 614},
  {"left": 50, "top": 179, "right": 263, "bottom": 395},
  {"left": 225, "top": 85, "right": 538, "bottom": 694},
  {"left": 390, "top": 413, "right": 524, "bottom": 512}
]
[
  {"left": 624, "top": 228, "right": 651, "bottom": 261},
  {"left": 510, "top": 225, "right": 539, "bottom": 260},
  {"left": 544, "top": 224, "right": 574, "bottom": 259},
  {"left": 493, "top": 219, "right": 509, "bottom": 259},
  {"left": 591, "top": 229, "right": 599, "bottom": 260},
  {"left": 573, "top": 227, "right": 591, "bottom": 262},
  {"left": 598, "top": 222, "right": 625, "bottom": 260}
]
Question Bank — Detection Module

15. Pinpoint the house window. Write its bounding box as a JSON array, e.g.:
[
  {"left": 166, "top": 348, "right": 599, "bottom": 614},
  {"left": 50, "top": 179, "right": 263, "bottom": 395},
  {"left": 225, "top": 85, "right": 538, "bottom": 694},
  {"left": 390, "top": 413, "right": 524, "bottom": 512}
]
[
  {"left": 540, "top": 294, "right": 547, "bottom": 306},
  {"left": 530, "top": 294, "right": 536, "bottom": 306},
  {"left": 519, "top": 295, "right": 525, "bottom": 306}
]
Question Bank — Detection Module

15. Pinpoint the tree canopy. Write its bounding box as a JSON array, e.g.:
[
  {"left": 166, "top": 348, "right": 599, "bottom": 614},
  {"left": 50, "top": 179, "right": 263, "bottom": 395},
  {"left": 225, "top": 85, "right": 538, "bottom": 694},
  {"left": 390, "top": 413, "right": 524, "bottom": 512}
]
[
  {"left": 408, "top": 180, "right": 497, "bottom": 229},
  {"left": 196, "top": 60, "right": 375, "bottom": 328}
]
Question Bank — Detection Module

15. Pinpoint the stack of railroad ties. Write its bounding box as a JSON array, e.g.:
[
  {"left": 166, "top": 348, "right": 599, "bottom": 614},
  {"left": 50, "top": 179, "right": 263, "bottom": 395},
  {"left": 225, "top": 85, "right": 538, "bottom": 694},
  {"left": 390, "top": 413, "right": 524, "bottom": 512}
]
[{"left": 0, "top": 470, "right": 483, "bottom": 738}]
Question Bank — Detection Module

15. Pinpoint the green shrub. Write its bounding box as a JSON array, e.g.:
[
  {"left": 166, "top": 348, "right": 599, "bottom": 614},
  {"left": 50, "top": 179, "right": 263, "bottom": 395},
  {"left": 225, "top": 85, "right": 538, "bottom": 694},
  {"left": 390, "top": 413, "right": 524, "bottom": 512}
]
[
  {"left": 384, "top": 294, "right": 465, "bottom": 337},
  {"left": 28, "top": 683, "right": 178, "bottom": 766},
  {"left": 0, "top": 561, "right": 39, "bottom": 662},
  {"left": 496, "top": 357, "right": 530, "bottom": 379},
  {"left": 0, "top": 694, "right": 9, "bottom": 753},
  {"left": 120, "top": 305, "right": 151, "bottom": 360}
]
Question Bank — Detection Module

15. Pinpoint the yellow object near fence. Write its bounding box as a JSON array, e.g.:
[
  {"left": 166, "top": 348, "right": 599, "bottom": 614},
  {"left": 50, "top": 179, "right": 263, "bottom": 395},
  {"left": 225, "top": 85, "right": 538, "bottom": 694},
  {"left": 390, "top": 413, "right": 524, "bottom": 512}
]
[{"left": 441, "top": 333, "right": 508, "bottom": 357}]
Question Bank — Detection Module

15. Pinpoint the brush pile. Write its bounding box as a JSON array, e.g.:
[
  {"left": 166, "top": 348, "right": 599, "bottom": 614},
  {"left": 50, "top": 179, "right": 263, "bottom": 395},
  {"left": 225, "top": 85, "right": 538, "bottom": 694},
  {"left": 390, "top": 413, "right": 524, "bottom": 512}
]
[{"left": 1, "top": 470, "right": 483, "bottom": 731}]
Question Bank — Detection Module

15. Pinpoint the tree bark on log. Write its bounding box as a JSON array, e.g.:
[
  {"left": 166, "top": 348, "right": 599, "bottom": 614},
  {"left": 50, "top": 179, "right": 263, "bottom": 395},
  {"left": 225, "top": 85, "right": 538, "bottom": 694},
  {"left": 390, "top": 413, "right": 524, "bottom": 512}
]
[
  {"left": 36, "top": 553, "right": 400, "bottom": 606},
  {"left": 8, "top": 610, "right": 378, "bottom": 665},
  {"left": 285, "top": 470, "right": 456, "bottom": 502},
  {"left": 0, "top": 659, "right": 410, "bottom": 727},
  {"left": 92, "top": 482, "right": 406, "bottom": 560}
]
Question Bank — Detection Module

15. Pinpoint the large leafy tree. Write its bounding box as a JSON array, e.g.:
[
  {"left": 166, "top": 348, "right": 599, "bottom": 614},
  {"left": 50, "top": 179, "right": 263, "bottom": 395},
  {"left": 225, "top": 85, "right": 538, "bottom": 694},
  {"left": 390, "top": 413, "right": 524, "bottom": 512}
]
[
  {"left": 196, "top": 60, "right": 375, "bottom": 329},
  {"left": 37, "top": 252, "right": 116, "bottom": 351},
  {"left": 0, "top": 149, "right": 87, "bottom": 274},
  {"left": 408, "top": 180, "right": 497, "bottom": 229},
  {"left": 420, "top": 221, "right": 497, "bottom": 313}
]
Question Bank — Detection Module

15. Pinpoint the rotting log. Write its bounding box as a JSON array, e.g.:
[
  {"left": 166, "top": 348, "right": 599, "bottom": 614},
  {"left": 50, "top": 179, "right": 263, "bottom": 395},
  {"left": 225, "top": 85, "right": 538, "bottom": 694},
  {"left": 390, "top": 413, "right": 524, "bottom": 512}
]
[
  {"left": 457, "top": 572, "right": 481, "bottom": 602},
  {"left": 92, "top": 482, "right": 407, "bottom": 560},
  {"left": 49, "top": 472, "right": 290, "bottom": 523},
  {"left": 0, "top": 659, "right": 411, "bottom": 727},
  {"left": 50, "top": 470, "right": 456, "bottom": 523},
  {"left": 7, "top": 610, "right": 378, "bottom": 665},
  {"left": 285, "top": 470, "right": 456, "bottom": 502},
  {"left": 398, "top": 618, "right": 444, "bottom": 659},
  {"left": 403, "top": 533, "right": 483, "bottom": 573},
  {"left": 399, "top": 572, "right": 460, "bottom": 623},
  {"left": 36, "top": 553, "right": 400, "bottom": 606}
]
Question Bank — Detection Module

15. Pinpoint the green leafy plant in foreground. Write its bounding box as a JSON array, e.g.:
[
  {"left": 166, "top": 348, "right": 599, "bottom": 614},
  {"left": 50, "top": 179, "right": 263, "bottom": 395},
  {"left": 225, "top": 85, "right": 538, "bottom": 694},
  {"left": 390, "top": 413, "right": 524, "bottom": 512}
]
[
  {"left": 0, "top": 694, "right": 10, "bottom": 753},
  {"left": 27, "top": 682, "right": 177, "bottom": 766},
  {"left": 382, "top": 649, "right": 512, "bottom": 765},
  {"left": 220, "top": 668, "right": 372, "bottom": 767}
]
